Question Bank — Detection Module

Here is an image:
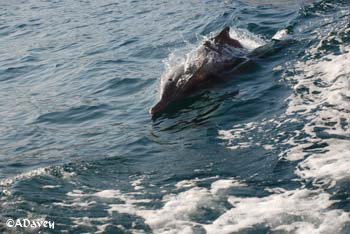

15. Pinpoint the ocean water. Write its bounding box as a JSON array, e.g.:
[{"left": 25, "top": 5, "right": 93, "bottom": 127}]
[{"left": 0, "top": 0, "right": 350, "bottom": 233}]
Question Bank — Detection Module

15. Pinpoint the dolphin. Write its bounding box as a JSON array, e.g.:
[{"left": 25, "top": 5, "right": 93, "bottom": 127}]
[{"left": 150, "top": 26, "right": 290, "bottom": 116}]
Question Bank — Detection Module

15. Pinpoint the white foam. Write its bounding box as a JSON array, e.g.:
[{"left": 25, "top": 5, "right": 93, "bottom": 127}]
[
  {"left": 175, "top": 180, "right": 197, "bottom": 189},
  {"left": 107, "top": 180, "right": 231, "bottom": 233},
  {"left": 272, "top": 29, "right": 291, "bottom": 40},
  {"left": 140, "top": 187, "right": 217, "bottom": 232},
  {"left": 61, "top": 171, "right": 77, "bottom": 179},
  {"left": 286, "top": 48, "right": 350, "bottom": 186},
  {"left": 49, "top": 170, "right": 349, "bottom": 234},
  {"left": 130, "top": 176, "right": 145, "bottom": 191},
  {"left": 262, "top": 144, "right": 274, "bottom": 150},
  {"left": 0, "top": 167, "right": 48, "bottom": 187},
  {"left": 210, "top": 179, "right": 246, "bottom": 194},
  {"left": 175, "top": 176, "right": 219, "bottom": 189},
  {"left": 53, "top": 200, "right": 95, "bottom": 208},
  {"left": 101, "top": 179, "right": 348, "bottom": 234},
  {"left": 218, "top": 120, "right": 281, "bottom": 151},
  {"left": 67, "top": 190, "right": 85, "bottom": 197},
  {"left": 52, "top": 189, "right": 97, "bottom": 208},
  {"left": 205, "top": 189, "right": 348, "bottom": 234},
  {"left": 228, "top": 28, "right": 266, "bottom": 50},
  {"left": 94, "top": 189, "right": 121, "bottom": 199},
  {"left": 71, "top": 217, "right": 109, "bottom": 232},
  {"left": 42, "top": 185, "right": 61, "bottom": 189},
  {"left": 296, "top": 140, "right": 350, "bottom": 187}
]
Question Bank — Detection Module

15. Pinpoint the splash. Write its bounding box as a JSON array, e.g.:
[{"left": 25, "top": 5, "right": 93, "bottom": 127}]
[{"left": 159, "top": 27, "right": 266, "bottom": 97}]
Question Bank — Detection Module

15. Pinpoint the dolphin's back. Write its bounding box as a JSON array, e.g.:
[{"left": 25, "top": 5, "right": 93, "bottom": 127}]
[{"left": 151, "top": 26, "right": 288, "bottom": 116}]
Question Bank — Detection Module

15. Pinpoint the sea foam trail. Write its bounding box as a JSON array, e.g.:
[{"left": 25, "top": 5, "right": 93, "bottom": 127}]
[
  {"left": 216, "top": 21, "right": 350, "bottom": 234},
  {"left": 287, "top": 47, "right": 350, "bottom": 186},
  {"left": 56, "top": 177, "right": 349, "bottom": 234}
]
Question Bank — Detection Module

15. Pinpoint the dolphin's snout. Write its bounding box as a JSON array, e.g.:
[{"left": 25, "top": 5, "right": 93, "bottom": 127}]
[{"left": 150, "top": 100, "right": 166, "bottom": 116}]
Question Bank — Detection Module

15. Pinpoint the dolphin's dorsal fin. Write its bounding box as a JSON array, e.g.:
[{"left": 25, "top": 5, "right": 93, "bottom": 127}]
[{"left": 213, "top": 26, "right": 243, "bottom": 48}]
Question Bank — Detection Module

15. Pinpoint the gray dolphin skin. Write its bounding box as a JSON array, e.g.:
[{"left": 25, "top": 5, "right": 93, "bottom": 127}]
[{"left": 150, "top": 26, "right": 287, "bottom": 116}]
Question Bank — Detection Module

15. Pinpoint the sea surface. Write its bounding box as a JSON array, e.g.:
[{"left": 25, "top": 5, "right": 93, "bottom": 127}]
[{"left": 1, "top": 0, "right": 350, "bottom": 233}]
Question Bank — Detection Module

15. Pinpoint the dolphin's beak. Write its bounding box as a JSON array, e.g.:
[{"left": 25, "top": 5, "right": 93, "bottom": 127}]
[
  {"left": 149, "top": 100, "right": 167, "bottom": 116},
  {"left": 150, "top": 91, "right": 178, "bottom": 116}
]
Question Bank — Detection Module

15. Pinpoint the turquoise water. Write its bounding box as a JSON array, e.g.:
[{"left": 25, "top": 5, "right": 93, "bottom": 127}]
[{"left": 1, "top": 0, "right": 350, "bottom": 233}]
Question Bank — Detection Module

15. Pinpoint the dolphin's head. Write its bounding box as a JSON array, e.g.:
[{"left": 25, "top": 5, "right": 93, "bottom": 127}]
[
  {"left": 150, "top": 78, "right": 177, "bottom": 115},
  {"left": 150, "top": 65, "right": 185, "bottom": 116},
  {"left": 150, "top": 27, "right": 244, "bottom": 117}
]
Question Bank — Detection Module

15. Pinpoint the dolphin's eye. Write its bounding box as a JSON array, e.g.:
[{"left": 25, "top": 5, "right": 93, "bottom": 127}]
[{"left": 168, "top": 79, "right": 172, "bottom": 81}]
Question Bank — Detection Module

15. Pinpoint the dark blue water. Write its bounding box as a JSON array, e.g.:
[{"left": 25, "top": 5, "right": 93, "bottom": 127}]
[{"left": 1, "top": 0, "right": 350, "bottom": 233}]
